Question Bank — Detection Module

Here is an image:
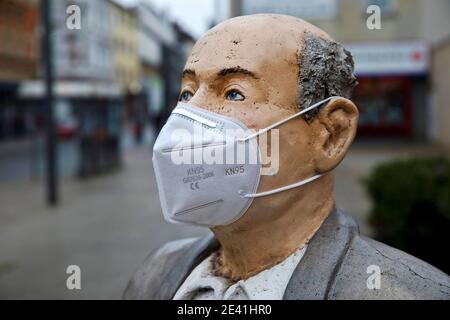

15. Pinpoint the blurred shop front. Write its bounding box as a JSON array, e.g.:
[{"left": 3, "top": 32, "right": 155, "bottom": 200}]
[
  {"left": 0, "top": 82, "right": 26, "bottom": 140},
  {"left": 346, "top": 42, "right": 430, "bottom": 139},
  {"left": 18, "top": 80, "right": 123, "bottom": 177}
]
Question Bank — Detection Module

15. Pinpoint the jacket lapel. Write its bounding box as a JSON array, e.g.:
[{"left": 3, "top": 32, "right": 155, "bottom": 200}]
[
  {"left": 164, "top": 232, "right": 220, "bottom": 299},
  {"left": 283, "top": 207, "right": 359, "bottom": 299}
]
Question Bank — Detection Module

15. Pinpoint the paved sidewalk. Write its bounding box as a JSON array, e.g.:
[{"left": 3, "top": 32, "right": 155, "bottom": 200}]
[
  {"left": 0, "top": 142, "right": 441, "bottom": 299},
  {"left": 0, "top": 147, "right": 207, "bottom": 299}
]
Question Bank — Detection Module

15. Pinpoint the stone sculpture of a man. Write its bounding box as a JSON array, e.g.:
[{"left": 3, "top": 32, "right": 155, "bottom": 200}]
[{"left": 124, "top": 14, "right": 450, "bottom": 300}]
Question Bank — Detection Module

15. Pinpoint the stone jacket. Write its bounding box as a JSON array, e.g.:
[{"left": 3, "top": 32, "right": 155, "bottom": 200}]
[{"left": 123, "top": 208, "right": 450, "bottom": 300}]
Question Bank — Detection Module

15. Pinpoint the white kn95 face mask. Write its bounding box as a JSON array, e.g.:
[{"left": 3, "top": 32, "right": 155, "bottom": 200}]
[{"left": 152, "top": 97, "right": 338, "bottom": 227}]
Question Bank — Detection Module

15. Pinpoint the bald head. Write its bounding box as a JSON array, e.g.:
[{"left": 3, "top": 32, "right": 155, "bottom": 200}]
[{"left": 188, "top": 14, "right": 332, "bottom": 68}]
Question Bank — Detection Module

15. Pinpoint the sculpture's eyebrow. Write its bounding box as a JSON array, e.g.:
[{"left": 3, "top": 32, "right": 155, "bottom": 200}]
[
  {"left": 182, "top": 69, "right": 196, "bottom": 78},
  {"left": 217, "top": 66, "right": 258, "bottom": 79},
  {"left": 182, "top": 66, "right": 258, "bottom": 80}
]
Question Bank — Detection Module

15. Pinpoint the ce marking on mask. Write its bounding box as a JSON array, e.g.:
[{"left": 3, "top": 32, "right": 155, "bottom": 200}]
[{"left": 183, "top": 166, "right": 215, "bottom": 190}]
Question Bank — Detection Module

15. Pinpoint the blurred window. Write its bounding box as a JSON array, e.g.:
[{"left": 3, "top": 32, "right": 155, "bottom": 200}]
[
  {"left": 352, "top": 77, "right": 412, "bottom": 136},
  {"left": 365, "top": 0, "right": 398, "bottom": 16}
]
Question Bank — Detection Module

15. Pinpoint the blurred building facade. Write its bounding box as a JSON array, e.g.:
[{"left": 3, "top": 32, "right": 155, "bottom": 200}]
[
  {"left": 0, "top": 0, "right": 195, "bottom": 180},
  {"left": 216, "top": 0, "right": 450, "bottom": 147},
  {"left": 18, "top": 0, "right": 124, "bottom": 176},
  {"left": 137, "top": 2, "right": 175, "bottom": 136},
  {"left": 0, "top": 0, "right": 39, "bottom": 81},
  {"left": 51, "top": 0, "right": 114, "bottom": 81},
  {"left": 160, "top": 23, "right": 195, "bottom": 130},
  {"left": 137, "top": 3, "right": 195, "bottom": 132},
  {"left": 111, "top": 1, "right": 141, "bottom": 94},
  {"left": 110, "top": 1, "right": 145, "bottom": 145},
  {"left": 0, "top": 0, "right": 40, "bottom": 140},
  {"left": 432, "top": 37, "right": 450, "bottom": 150}
]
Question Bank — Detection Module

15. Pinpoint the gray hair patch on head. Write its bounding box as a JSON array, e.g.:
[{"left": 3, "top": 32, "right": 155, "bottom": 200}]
[{"left": 298, "top": 35, "right": 358, "bottom": 122}]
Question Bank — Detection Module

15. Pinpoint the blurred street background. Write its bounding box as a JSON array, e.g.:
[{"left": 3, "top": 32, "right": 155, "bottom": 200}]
[{"left": 0, "top": 0, "right": 449, "bottom": 299}]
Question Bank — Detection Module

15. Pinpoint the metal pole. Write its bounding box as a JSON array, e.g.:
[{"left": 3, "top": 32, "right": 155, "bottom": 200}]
[
  {"left": 41, "top": 0, "right": 58, "bottom": 205},
  {"left": 230, "top": 0, "right": 242, "bottom": 17}
]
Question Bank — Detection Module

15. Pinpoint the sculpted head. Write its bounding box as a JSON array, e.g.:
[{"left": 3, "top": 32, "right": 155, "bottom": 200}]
[
  {"left": 175, "top": 15, "right": 359, "bottom": 280},
  {"left": 180, "top": 14, "right": 358, "bottom": 232}
]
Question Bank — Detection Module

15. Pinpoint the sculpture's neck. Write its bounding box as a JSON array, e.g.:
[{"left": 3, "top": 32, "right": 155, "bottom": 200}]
[{"left": 211, "top": 174, "right": 335, "bottom": 281}]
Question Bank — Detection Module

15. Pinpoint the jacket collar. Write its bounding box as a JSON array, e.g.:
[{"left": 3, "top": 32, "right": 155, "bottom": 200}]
[
  {"left": 283, "top": 207, "right": 358, "bottom": 299},
  {"left": 167, "top": 207, "right": 358, "bottom": 300}
]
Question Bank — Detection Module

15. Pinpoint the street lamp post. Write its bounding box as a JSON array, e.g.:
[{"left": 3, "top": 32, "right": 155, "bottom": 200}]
[{"left": 41, "top": 0, "right": 58, "bottom": 206}]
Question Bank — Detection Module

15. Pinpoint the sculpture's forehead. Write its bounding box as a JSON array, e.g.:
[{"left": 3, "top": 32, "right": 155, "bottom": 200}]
[{"left": 185, "top": 15, "right": 330, "bottom": 74}]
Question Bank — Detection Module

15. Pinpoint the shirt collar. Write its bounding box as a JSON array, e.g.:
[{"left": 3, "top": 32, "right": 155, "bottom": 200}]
[{"left": 174, "top": 245, "right": 307, "bottom": 300}]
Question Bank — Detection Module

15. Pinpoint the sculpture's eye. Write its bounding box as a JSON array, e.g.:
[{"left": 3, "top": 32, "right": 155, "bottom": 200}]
[
  {"left": 179, "top": 90, "right": 193, "bottom": 102},
  {"left": 226, "top": 89, "right": 245, "bottom": 101}
]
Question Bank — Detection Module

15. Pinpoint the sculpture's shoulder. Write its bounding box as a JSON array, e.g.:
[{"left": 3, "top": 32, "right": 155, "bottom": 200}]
[
  {"left": 122, "top": 238, "right": 198, "bottom": 300},
  {"left": 330, "top": 234, "right": 450, "bottom": 299}
]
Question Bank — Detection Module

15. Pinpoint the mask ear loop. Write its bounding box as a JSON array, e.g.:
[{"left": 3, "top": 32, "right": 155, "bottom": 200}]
[
  {"left": 240, "top": 174, "right": 323, "bottom": 198},
  {"left": 237, "top": 96, "right": 339, "bottom": 143},
  {"left": 238, "top": 96, "right": 340, "bottom": 198}
]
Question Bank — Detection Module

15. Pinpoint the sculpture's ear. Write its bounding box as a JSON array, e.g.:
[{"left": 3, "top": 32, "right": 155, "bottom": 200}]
[{"left": 309, "top": 97, "right": 359, "bottom": 173}]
